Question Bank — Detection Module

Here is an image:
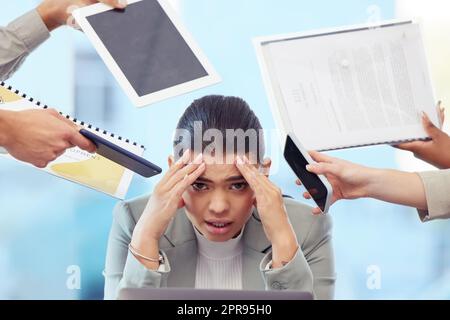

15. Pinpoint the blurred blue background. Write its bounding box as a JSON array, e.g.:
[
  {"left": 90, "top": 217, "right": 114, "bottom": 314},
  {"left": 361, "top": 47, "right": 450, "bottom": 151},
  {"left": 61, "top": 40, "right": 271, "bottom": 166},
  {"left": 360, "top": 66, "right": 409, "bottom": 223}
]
[{"left": 1, "top": 0, "right": 449, "bottom": 299}]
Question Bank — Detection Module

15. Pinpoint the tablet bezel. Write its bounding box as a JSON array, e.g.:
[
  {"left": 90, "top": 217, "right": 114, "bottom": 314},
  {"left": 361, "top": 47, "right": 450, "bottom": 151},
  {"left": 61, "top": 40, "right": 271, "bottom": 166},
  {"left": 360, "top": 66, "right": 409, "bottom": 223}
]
[{"left": 73, "top": 0, "right": 221, "bottom": 108}]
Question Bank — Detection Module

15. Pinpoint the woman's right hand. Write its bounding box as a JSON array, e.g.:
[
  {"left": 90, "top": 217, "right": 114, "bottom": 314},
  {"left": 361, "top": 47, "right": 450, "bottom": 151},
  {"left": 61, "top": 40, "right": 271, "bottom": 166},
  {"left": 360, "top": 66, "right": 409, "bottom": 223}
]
[
  {"left": 130, "top": 150, "right": 205, "bottom": 268},
  {"left": 298, "top": 151, "right": 377, "bottom": 214}
]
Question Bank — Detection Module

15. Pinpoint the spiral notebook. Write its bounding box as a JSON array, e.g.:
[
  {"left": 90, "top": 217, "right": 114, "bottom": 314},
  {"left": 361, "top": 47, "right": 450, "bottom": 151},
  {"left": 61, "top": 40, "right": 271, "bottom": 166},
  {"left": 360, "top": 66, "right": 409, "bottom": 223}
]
[
  {"left": 254, "top": 19, "right": 440, "bottom": 151},
  {"left": 0, "top": 82, "right": 145, "bottom": 199}
]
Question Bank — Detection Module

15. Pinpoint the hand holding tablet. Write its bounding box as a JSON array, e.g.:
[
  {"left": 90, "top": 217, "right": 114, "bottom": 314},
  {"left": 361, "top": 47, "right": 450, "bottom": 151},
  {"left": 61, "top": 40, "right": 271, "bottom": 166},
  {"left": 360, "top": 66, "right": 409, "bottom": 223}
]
[{"left": 73, "top": 0, "right": 221, "bottom": 107}]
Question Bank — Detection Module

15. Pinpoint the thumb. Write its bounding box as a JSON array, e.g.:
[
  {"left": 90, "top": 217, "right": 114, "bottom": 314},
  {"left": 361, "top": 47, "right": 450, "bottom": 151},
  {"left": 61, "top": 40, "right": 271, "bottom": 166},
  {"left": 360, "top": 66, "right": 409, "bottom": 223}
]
[
  {"left": 306, "top": 162, "right": 338, "bottom": 176},
  {"left": 49, "top": 110, "right": 79, "bottom": 130},
  {"left": 177, "top": 197, "right": 185, "bottom": 209},
  {"left": 68, "top": 130, "right": 97, "bottom": 153},
  {"left": 393, "top": 140, "right": 422, "bottom": 152},
  {"left": 422, "top": 112, "right": 443, "bottom": 139},
  {"left": 309, "top": 150, "right": 334, "bottom": 163},
  {"left": 99, "top": 0, "right": 128, "bottom": 9}
]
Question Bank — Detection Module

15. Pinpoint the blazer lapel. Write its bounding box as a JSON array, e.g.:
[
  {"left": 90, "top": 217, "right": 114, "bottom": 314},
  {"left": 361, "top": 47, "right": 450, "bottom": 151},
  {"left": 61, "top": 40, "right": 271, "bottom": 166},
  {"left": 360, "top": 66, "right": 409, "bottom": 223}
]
[
  {"left": 161, "top": 209, "right": 197, "bottom": 288},
  {"left": 242, "top": 208, "right": 272, "bottom": 290}
]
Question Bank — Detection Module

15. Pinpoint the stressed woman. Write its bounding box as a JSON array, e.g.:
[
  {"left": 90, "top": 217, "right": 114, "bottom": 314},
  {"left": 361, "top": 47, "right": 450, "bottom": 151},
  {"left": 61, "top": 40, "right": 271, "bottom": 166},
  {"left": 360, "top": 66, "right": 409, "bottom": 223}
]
[{"left": 103, "top": 95, "right": 335, "bottom": 299}]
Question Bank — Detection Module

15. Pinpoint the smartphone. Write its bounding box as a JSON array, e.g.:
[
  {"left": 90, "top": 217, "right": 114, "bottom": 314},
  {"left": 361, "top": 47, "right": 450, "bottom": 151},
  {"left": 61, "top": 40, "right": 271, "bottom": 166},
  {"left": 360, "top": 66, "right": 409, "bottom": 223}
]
[
  {"left": 283, "top": 134, "right": 333, "bottom": 213},
  {"left": 80, "top": 129, "right": 162, "bottom": 178}
]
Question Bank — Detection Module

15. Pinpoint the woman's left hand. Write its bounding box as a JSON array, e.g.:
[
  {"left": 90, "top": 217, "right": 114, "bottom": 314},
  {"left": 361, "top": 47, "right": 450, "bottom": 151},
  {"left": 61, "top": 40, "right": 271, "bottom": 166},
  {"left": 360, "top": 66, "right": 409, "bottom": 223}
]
[
  {"left": 394, "top": 104, "right": 450, "bottom": 169},
  {"left": 236, "top": 155, "right": 299, "bottom": 268}
]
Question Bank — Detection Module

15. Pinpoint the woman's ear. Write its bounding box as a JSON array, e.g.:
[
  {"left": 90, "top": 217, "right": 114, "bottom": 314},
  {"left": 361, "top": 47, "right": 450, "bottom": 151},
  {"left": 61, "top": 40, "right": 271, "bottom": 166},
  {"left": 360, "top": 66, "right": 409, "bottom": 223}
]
[
  {"left": 168, "top": 155, "right": 175, "bottom": 168},
  {"left": 260, "top": 158, "right": 272, "bottom": 177}
]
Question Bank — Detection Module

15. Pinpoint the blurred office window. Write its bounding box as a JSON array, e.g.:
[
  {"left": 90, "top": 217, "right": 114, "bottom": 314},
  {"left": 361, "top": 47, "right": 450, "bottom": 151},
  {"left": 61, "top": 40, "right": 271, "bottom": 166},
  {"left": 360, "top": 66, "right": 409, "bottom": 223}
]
[{"left": 73, "top": 50, "right": 118, "bottom": 125}]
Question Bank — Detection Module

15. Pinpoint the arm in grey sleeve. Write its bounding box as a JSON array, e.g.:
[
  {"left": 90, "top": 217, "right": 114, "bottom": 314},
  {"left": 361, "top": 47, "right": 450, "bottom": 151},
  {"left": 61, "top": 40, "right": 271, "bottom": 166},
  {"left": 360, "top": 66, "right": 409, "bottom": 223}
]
[
  {"left": 0, "top": 9, "right": 50, "bottom": 81},
  {"left": 103, "top": 201, "right": 170, "bottom": 300},
  {"left": 417, "top": 170, "right": 450, "bottom": 222},
  {"left": 259, "top": 247, "right": 314, "bottom": 294},
  {"left": 259, "top": 214, "right": 336, "bottom": 300}
]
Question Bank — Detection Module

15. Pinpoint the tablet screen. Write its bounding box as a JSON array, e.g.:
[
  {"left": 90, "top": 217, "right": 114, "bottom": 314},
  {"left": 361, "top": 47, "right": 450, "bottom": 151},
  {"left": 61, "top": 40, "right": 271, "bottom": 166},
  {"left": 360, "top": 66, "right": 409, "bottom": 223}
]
[{"left": 86, "top": 0, "right": 208, "bottom": 97}]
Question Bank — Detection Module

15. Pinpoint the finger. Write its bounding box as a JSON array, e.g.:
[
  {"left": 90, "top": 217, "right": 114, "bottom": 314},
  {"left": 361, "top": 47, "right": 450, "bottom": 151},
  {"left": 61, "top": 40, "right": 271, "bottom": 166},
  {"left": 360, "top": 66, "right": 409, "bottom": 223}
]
[
  {"left": 295, "top": 179, "right": 302, "bottom": 186},
  {"left": 303, "top": 192, "right": 311, "bottom": 199},
  {"left": 244, "top": 156, "right": 276, "bottom": 191},
  {"left": 166, "top": 154, "right": 204, "bottom": 190},
  {"left": 172, "top": 163, "right": 206, "bottom": 198},
  {"left": 68, "top": 130, "right": 97, "bottom": 153},
  {"left": 308, "top": 150, "right": 334, "bottom": 164},
  {"left": 54, "top": 149, "right": 67, "bottom": 159},
  {"left": 438, "top": 101, "right": 445, "bottom": 127},
  {"left": 241, "top": 156, "right": 281, "bottom": 198},
  {"left": 242, "top": 155, "right": 274, "bottom": 189},
  {"left": 393, "top": 141, "right": 422, "bottom": 152},
  {"left": 235, "top": 156, "right": 262, "bottom": 192},
  {"left": 177, "top": 197, "right": 185, "bottom": 209},
  {"left": 312, "top": 207, "right": 322, "bottom": 215},
  {"left": 158, "top": 149, "right": 191, "bottom": 186},
  {"left": 422, "top": 111, "right": 442, "bottom": 139},
  {"left": 305, "top": 162, "right": 339, "bottom": 176},
  {"left": 49, "top": 110, "right": 78, "bottom": 129},
  {"left": 259, "top": 157, "right": 271, "bottom": 176},
  {"left": 33, "top": 160, "right": 48, "bottom": 169},
  {"left": 99, "top": 0, "right": 128, "bottom": 9}
]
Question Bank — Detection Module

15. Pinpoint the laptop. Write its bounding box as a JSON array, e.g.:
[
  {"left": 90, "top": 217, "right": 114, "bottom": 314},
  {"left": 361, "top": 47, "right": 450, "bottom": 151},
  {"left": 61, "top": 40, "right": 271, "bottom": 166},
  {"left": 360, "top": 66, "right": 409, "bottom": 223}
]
[{"left": 118, "top": 288, "right": 313, "bottom": 300}]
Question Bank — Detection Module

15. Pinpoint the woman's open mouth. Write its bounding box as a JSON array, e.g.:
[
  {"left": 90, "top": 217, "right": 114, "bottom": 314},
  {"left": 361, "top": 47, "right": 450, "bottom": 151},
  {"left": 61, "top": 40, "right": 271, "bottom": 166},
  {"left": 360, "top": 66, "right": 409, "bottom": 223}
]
[{"left": 205, "top": 220, "right": 233, "bottom": 235}]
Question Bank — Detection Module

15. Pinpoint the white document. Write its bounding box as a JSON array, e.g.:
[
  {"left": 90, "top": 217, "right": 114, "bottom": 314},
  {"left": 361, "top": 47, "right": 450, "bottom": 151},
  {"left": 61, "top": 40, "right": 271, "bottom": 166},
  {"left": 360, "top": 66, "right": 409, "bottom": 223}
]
[{"left": 255, "top": 20, "right": 439, "bottom": 151}]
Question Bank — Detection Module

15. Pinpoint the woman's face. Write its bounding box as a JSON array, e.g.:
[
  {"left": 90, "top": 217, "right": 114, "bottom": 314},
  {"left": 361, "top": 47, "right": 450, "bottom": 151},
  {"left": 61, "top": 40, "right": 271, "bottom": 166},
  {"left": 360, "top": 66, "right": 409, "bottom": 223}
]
[{"left": 169, "top": 153, "right": 269, "bottom": 242}]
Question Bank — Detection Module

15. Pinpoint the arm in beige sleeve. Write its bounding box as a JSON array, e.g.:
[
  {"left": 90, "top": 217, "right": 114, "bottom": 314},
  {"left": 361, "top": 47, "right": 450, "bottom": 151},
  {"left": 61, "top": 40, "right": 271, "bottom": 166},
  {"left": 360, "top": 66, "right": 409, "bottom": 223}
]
[
  {"left": 0, "top": 9, "right": 50, "bottom": 81},
  {"left": 416, "top": 170, "right": 450, "bottom": 222}
]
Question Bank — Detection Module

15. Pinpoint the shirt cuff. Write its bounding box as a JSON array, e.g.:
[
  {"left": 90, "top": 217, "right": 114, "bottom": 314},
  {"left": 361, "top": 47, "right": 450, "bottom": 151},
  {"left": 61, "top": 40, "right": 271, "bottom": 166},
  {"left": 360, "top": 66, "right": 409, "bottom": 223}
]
[
  {"left": 7, "top": 9, "right": 50, "bottom": 53},
  {"left": 262, "top": 247, "right": 300, "bottom": 271},
  {"left": 157, "top": 260, "right": 168, "bottom": 272},
  {"left": 416, "top": 170, "right": 450, "bottom": 222}
]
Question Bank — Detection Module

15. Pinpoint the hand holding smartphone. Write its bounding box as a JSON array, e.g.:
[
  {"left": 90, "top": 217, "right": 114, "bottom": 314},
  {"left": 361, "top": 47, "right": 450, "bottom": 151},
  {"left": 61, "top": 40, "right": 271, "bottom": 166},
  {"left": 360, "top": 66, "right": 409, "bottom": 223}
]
[{"left": 283, "top": 134, "right": 333, "bottom": 213}]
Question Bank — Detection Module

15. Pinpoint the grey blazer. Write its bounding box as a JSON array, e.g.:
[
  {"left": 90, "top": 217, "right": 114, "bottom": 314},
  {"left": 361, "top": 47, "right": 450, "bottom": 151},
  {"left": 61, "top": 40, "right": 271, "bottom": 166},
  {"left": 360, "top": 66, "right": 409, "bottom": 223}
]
[
  {"left": 104, "top": 195, "right": 336, "bottom": 300},
  {"left": 0, "top": 9, "right": 49, "bottom": 81},
  {"left": 417, "top": 170, "right": 450, "bottom": 221}
]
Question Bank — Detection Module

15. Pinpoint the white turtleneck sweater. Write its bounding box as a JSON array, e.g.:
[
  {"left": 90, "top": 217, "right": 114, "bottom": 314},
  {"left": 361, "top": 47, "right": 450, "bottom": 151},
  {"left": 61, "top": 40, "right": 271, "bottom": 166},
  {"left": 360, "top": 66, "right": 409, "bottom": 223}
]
[{"left": 193, "top": 227, "right": 244, "bottom": 290}]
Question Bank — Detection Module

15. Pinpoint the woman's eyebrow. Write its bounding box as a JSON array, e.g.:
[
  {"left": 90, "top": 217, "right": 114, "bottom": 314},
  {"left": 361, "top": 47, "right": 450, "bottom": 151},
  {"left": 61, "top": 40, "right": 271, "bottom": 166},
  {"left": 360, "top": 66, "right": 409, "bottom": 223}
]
[{"left": 195, "top": 175, "right": 246, "bottom": 183}]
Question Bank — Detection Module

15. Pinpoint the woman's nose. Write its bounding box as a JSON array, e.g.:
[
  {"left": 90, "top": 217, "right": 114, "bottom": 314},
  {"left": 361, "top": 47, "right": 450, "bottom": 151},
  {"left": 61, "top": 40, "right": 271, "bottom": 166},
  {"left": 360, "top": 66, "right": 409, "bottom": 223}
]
[{"left": 208, "top": 192, "right": 230, "bottom": 214}]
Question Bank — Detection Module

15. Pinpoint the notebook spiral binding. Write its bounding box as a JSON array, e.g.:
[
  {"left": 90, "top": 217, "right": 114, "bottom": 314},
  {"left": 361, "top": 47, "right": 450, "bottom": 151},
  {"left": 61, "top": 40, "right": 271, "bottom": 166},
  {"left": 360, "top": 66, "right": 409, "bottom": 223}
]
[{"left": 0, "top": 82, "right": 145, "bottom": 150}]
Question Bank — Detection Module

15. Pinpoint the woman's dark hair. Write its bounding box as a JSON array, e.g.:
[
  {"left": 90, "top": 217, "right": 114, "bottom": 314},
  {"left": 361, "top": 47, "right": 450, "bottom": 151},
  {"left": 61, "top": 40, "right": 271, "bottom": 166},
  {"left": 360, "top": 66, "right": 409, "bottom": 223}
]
[{"left": 173, "top": 95, "right": 265, "bottom": 163}]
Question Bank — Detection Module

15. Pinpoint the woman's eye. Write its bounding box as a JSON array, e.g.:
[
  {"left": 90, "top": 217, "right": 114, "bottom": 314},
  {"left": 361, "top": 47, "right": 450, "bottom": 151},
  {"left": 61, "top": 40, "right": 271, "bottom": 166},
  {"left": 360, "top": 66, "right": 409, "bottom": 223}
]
[
  {"left": 230, "top": 182, "right": 248, "bottom": 191},
  {"left": 192, "top": 183, "right": 208, "bottom": 191}
]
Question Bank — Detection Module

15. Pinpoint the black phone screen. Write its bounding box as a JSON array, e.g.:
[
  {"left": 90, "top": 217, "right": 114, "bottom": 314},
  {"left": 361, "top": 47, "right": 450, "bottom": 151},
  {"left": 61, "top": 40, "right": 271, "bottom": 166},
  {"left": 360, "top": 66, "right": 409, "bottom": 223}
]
[{"left": 284, "top": 135, "right": 328, "bottom": 212}]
